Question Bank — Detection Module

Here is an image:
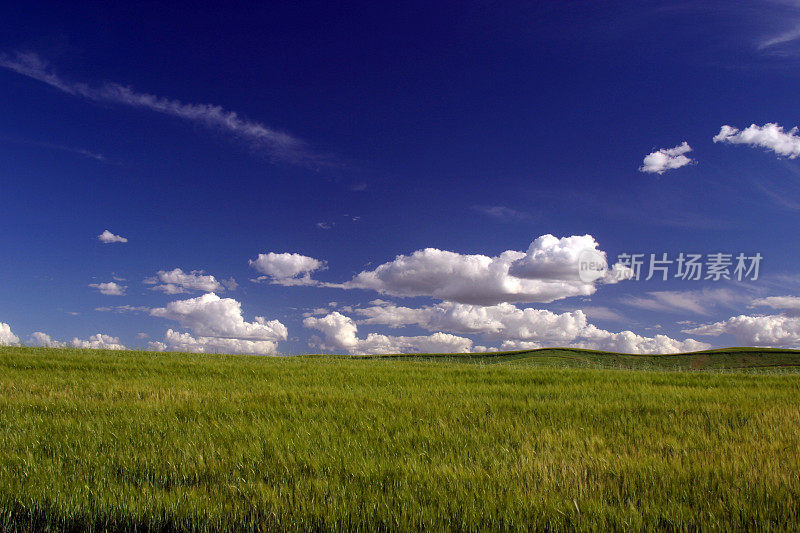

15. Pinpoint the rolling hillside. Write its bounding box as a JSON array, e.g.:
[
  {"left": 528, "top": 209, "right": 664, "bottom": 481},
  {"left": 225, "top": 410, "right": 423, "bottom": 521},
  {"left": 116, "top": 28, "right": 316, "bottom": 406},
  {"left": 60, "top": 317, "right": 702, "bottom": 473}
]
[{"left": 351, "top": 346, "right": 800, "bottom": 371}]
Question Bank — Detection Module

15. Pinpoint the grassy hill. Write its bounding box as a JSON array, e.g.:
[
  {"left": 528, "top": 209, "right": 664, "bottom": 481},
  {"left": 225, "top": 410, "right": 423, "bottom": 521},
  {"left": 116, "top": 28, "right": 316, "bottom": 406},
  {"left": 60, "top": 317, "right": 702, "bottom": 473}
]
[
  {"left": 1, "top": 345, "right": 799, "bottom": 530},
  {"left": 354, "top": 346, "right": 800, "bottom": 371}
]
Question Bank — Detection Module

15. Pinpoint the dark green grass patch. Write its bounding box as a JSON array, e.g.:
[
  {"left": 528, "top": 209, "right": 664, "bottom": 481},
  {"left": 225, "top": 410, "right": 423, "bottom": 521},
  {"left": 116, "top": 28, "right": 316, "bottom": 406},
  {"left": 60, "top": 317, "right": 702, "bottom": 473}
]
[{"left": 358, "top": 346, "right": 800, "bottom": 372}]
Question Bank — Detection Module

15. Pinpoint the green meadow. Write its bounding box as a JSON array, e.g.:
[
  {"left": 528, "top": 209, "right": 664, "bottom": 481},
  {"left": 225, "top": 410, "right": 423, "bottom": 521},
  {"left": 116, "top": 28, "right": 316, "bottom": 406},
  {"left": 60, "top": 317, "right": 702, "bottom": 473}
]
[{"left": 1, "top": 346, "right": 799, "bottom": 531}]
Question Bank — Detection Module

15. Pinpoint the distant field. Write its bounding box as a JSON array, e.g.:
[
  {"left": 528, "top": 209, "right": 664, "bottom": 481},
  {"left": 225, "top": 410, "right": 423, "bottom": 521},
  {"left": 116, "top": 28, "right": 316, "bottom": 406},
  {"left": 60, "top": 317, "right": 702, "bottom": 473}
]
[
  {"left": 1, "top": 346, "right": 799, "bottom": 531},
  {"left": 359, "top": 346, "right": 800, "bottom": 372}
]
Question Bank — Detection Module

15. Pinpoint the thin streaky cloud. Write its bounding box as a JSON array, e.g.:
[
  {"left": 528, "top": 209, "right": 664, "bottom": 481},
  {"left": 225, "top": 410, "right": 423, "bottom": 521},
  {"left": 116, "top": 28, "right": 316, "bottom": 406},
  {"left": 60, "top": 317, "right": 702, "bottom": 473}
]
[
  {"left": 0, "top": 136, "right": 106, "bottom": 161},
  {"left": 621, "top": 288, "right": 743, "bottom": 316},
  {"left": 0, "top": 51, "right": 326, "bottom": 166},
  {"left": 472, "top": 205, "right": 530, "bottom": 221},
  {"left": 759, "top": 23, "right": 800, "bottom": 49},
  {"left": 70, "top": 148, "right": 106, "bottom": 161},
  {"left": 95, "top": 305, "right": 150, "bottom": 314}
]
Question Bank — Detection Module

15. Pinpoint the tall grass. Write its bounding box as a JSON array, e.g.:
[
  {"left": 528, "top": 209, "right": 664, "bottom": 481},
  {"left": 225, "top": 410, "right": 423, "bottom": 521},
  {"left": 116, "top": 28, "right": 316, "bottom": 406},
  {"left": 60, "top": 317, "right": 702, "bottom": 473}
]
[{"left": 1, "top": 346, "right": 799, "bottom": 531}]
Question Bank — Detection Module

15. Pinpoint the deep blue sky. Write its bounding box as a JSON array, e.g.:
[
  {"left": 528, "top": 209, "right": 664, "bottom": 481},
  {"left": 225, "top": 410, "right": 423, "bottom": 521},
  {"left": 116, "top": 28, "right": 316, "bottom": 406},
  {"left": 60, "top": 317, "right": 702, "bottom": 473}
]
[{"left": 2, "top": 1, "right": 800, "bottom": 354}]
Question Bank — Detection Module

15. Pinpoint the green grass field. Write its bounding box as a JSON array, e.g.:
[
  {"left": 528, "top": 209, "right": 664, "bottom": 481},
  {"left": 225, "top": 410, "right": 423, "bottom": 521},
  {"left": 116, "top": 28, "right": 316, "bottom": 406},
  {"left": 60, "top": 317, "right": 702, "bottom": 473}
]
[{"left": 1, "top": 346, "right": 799, "bottom": 531}]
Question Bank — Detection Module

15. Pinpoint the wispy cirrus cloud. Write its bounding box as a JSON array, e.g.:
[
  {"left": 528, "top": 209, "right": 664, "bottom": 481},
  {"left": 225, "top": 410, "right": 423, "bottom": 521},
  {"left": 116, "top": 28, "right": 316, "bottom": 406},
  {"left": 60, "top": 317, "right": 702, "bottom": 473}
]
[
  {"left": 95, "top": 305, "right": 150, "bottom": 314},
  {"left": 471, "top": 205, "right": 530, "bottom": 221},
  {"left": 750, "top": 295, "right": 800, "bottom": 315},
  {"left": 621, "top": 288, "right": 744, "bottom": 316},
  {"left": 757, "top": 1, "right": 800, "bottom": 53},
  {"left": 759, "top": 24, "right": 800, "bottom": 50},
  {"left": 60, "top": 146, "right": 105, "bottom": 161},
  {"left": 0, "top": 135, "right": 106, "bottom": 161},
  {"left": 0, "top": 51, "right": 326, "bottom": 166}
]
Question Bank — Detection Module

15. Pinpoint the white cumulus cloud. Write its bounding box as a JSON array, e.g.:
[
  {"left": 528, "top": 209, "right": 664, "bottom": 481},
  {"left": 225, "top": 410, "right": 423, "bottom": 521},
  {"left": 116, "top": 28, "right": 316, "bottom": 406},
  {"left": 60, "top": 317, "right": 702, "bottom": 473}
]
[
  {"left": 150, "top": 293, "right": 287, "bottom": 355},
  {"left": 683, "top": 314, "right": 800, "bottom": 349},
  {"left": 70, "top": 334, "right": 126, "bottom": 350},
  {"left": 639, "top": 142, "right": 694, "bottom": 174},
  {"left": 0, "top": 323, "right": 20, "bottom": 345},
  {"left": 306, "top": 306, "right": 709, "bottom": 355},
  {"left": 303, "top": 312, "right": 474, "bottom": 354},
  {"left": 713, "top": 123, "right": 800, "bottom": 158},
  {"left": 576, "top": 325, "right": 710, "bottom": 354},
  {"left": 89, "top": 281, "right": 126, "bottom": 296},
  {"left": 343, "top": 234, "right": 628, "bottom": 305},
  {"left": 98, "top": 229, "right": 128, "bottom": 243},
  {"left": 356, "top": 300, "right": 587, "bottom": 342},
  {"left": 28, "top": 332, "right": 65, "bottom": 347},
  {"left": 144, "top": 268, "right": 226, "bottom": 294},
  {"left": 249, "top": 252, "right": 326, "bottom": 286},
  {"left": 499, "top": 340, "right": 542, "bottom": 351},
  {"left": 150, "top": 329, "right": 281, "bottom": 356}
]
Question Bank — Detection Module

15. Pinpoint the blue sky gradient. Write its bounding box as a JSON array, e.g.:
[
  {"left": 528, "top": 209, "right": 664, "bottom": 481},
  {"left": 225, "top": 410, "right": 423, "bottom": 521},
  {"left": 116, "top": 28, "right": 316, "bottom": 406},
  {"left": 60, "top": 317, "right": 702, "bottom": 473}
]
[{"left": 3, "top": 1, "right": 800, "bottom": 354}]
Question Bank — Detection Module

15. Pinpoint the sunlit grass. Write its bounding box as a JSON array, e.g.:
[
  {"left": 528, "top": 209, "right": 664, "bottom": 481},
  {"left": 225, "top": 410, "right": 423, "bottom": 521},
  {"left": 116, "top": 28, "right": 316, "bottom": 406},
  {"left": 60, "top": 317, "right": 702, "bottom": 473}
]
[{"left": 1, "top": 346, "right": 799, "bottom": 530}]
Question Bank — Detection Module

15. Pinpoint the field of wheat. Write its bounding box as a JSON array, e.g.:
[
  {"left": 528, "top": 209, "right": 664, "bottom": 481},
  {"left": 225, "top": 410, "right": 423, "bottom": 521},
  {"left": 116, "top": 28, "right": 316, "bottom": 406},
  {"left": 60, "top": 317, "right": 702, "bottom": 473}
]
[{"left": 0, "top": 346, "right": 798, "bottom": 531}]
